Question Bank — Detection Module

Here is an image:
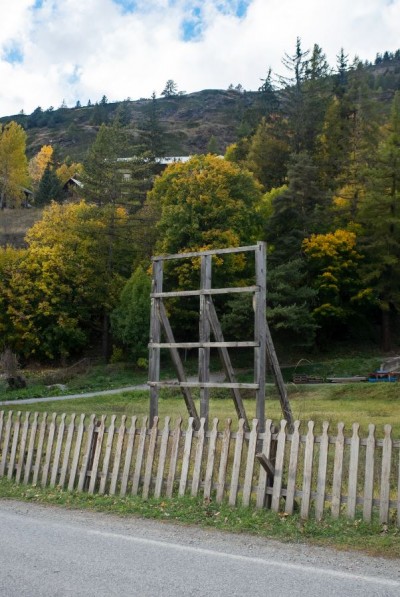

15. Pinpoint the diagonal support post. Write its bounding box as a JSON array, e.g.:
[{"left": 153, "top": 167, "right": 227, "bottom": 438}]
[
  {"left": 265, "top": 320, "right": 294, "bottom": 430},
  {"left": 206, "top": 297, "right": 250, "bottom": 431},
  {"left": 158, "top": 300, "right": 200, "bottom": 428}
]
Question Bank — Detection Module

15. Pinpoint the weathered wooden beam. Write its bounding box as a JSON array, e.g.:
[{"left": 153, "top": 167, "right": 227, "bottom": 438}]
[
  {"left": 148, "top": 381, "right": 259, "bottom": 389},
  {"left": 148, "top": 260, "right": 163, "bottom": 425},
  {"left": 254, "top": 241, "right": 266, "bottom": 432},
  {"left": 199, "top": 255, "right": 212, "bottom": 427},
  {"left": 206, "top": 298, "right": 250, "bottom": 431},
  {"left": 265, "top": 319, "right": 294, "bottom": 430},
  {"left": 157, "top": 300, "right": 200, "bottom": 427},
  {"left": 152, "top": 245, "right": 259, "bottom": 261},
  {"left": 151, "top": 286, "right": 259, "bottom": 298},
  {"left": 149, "top": 341, "right": 259, "bottom": 349},
  {"left": 256, "top": 452, "right": 275, "bottom": 477}
]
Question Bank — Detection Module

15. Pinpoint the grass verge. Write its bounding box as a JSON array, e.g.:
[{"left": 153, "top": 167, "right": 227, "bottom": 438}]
[{"left": 0, "top": 477, "right": 398, "bottom": 558}]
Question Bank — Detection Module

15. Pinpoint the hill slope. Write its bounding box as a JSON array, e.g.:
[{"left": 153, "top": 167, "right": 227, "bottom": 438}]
[{"left": 0, "top": 90, "right": 258, "bottom": 162}]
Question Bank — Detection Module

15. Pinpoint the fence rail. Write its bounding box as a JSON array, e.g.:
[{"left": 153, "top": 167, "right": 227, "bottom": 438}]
[{"left": 0, "top": 410, "right": 399, "bottom": 526}]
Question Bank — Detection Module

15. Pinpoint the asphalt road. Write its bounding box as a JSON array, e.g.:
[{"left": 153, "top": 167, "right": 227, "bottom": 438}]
[{"left": 0, "top": 501, "right": 399, "bottom": 596}]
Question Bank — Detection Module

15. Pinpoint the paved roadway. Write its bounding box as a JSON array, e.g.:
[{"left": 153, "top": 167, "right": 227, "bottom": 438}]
[{"left": 0, "top": 501, "right": 399, "bottom": 596}]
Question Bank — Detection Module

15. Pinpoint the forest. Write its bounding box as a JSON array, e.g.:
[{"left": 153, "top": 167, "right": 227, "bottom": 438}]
[{"left": 0, "top": 39, "right": 399, "bottom": 364}]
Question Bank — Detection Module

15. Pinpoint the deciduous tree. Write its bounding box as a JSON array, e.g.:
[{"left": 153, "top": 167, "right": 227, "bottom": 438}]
[
  {"left": 28, "top": 145, "right": 53, "bottom": 187},
  {"left": 3, "top": 202, "right": 134, "bottom": 360},
  {"left": 0, "top": 121, "right": 29, "bottom": 209},
  {"left": 303, "top": 229, "right": 367, "bottom": 339}
]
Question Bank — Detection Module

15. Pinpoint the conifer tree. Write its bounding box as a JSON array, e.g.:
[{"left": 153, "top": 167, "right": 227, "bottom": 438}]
[
  {"left": 82, "top": 119, "right": 154, "bottom": 359},
  {"left": 266, "top": 151, "right": 327, "bottom": 264},
  {"left": 246, "top": 117, "right": 290, "bottom": 191},
  {"left": 35, "top": 164, "right": 63, "bottom": 206},
  {"left": 358, "top": 91, "right": 400, "bottom": 349},
  {"left": 143, "top": 92, "right": 166, "bottom": 156}
]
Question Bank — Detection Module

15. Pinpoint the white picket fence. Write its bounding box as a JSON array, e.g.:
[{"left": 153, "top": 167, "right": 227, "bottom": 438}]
[{"left": 0, "top": 410, "right": 399, "bottom": 525}]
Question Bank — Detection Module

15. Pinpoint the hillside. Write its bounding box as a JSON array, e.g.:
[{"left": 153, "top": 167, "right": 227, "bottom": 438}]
[
  {"left": 1, "top": 51, "right": 400, "bottom": 164},
  {"left": 0, "top": 90, "right": 259, "bottom": 162}
]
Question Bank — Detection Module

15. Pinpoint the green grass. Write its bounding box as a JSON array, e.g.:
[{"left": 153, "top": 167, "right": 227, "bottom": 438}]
[
  {"left": 1, "top": 382, "right": 399, "bottom": 437},
  {"left": 0, "top": 207, "right": 44, "bottom": 246},
  {"left": 0, "top": 478, "right": 398, "bottom": 558},
  {"left": 0, "top": 356, "right": 204, "bottom": 401},
  {"left": 1, "top": 353, "right": 399, "bottom": 436},
  {"left": 0, "top": 362, "right": 148, "bottom": 401}
]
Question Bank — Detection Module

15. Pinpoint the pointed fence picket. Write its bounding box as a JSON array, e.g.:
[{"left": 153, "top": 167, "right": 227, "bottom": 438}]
[{"left": 0, "top": 410, "right": 399, "bottom": 526}]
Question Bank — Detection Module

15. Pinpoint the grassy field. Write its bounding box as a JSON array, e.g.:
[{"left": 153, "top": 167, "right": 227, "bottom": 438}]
[
  {"left": 1, "top": 355, "right": 399, "bottom": 558},
  {"left": 1, "top": 382, "right": 399, "bottom": 437},
  {"left": 1, "top": 353, "right": 399, "bottom": 436},
  {"left": 0, "top": 207, "right": 43, "bottom": 247}
]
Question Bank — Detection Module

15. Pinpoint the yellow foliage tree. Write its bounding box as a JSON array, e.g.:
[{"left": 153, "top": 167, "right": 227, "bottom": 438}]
[
  {"left": 0, "top": 121, "right": 29, "bottom": 208},
  {"left": 56, "top": 162, "right": 83, "bottom": 186},
  {"left": 28, "top": 145, "right": 53, "bottom": 186},
  {"left": 3, "top": 201, "right": 133, "bottom": 360},
  {"left": 303, "top": 229, "right": 369, "bottom": 332}
]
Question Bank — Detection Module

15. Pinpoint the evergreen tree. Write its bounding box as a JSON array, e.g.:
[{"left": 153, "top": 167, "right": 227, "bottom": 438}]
[
  {"left": 143, "top": 92, "right": 166, "bottom": 156},
  {"left": 207, "top": 135, "right": 219, "bottom": 154},
  {"left": 267, "top": 259, "right": 318, "bottom": 347},
  {"left": 334, "top": 48, "right": 349, "bottom": 98},
  {"left": 257, "top": 68, "right": 280, "bottom": 117},
  {"left": 317, "top": 96, "right": 352, "bottom": 189},
  {"left": 279, "top": 37, "right": 310, "bottom": 152},
  {"left": 278, "top": 40, "right": 333, "bottom": 154},
  {"left": 358, "top": 91, "right": 400, "bottom": 349},
  {"left": 82, "top": 120, "right": 154, "bottom": 359},
  {"left": 35, "top": 164, "right": 63, "bottom": 206},
  {"left": 161, "top": 80, "right": 178, "bottom": 97},
  {"left": 82, "top": 120, "right": 153, "bottom": 209},
  {"left": 114, "top": 100, "right": 131, "bottom": 127},
  {"left": 221, "top": 258, "right": 317, "bottom": 348},
  {"left": 301, "top": 44, "right": 332, "bottom": 152},
  {"left": 331, "top": 67, "right": 381, "bottom": 223},
  {"left": 266, "top": 151, "right": 327, "bottom": 264},
  {"left": 246, "top": 117, "right": 290, "bottom": 191},
  {"left": 111, "top": 265, "right": 151, "bottom": 359}
]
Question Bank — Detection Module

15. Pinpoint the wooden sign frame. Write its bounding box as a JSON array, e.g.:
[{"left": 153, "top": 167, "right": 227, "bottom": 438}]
[{"left": 148, "top": 242, "right": 293, "bottom": 432}]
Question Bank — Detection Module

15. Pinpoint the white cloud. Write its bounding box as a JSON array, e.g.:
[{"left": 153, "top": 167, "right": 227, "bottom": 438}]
[{"left": 1, "top": 0, "right": 399, "bottom": 115}]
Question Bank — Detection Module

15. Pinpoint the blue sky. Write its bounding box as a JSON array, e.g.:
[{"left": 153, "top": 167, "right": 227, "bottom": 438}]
[{"left": 0, "top": 0, "right": 399, "bottom": 116}]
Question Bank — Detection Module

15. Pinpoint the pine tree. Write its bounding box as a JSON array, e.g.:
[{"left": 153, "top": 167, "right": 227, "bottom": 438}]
[
  {"left": 161, "top": 80, "right": 178, "bottom": 97},
  {"left": 82, "top": 120, "right": 154, "bottom": 359},
  {"left": 266, "top": 151, "right": 327, "bottom": 264},
  {"left": 82, "top": 120, "right": 153, "bottom": 209},
  {"left": 246, "top": 117, "right": 290, "bottom": 191},
  {"left": 331, "top": 66, "right": 381, "bottom": 223},
  {"left": 111, "top": 266, "right": 151, "bottom": 359},
  {"left": 358, "top": 91, "right": 400, "bottom": 349},
  {"left": 278, "top": 37, "right": 310, "bottom": 152},
  {"left": 143, "top": 92, "right": 166, "bottom": 156},
  {"left": 35, "top": 164, "right": 63, "bottom": 206}
]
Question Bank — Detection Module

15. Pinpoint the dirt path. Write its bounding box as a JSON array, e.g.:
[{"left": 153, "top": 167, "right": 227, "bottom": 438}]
[{"left": 0, "top": 373, "right": 226, "bottom": 406}]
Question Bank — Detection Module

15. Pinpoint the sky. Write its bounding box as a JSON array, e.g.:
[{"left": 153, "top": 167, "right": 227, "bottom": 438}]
[{"left": 1, "top": 0, "right": 399, "bottom": 117}]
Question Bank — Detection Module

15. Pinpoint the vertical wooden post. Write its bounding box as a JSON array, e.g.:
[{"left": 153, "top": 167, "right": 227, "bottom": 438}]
[
  {"left": 254, "top": 241, "right": 266, "bottom": 432},
  {"left": 199, "top": 254, "right": 212, "bottom": 428},
  {"left": 149, "top": 259, "right": 163, "bottom": 425}
]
